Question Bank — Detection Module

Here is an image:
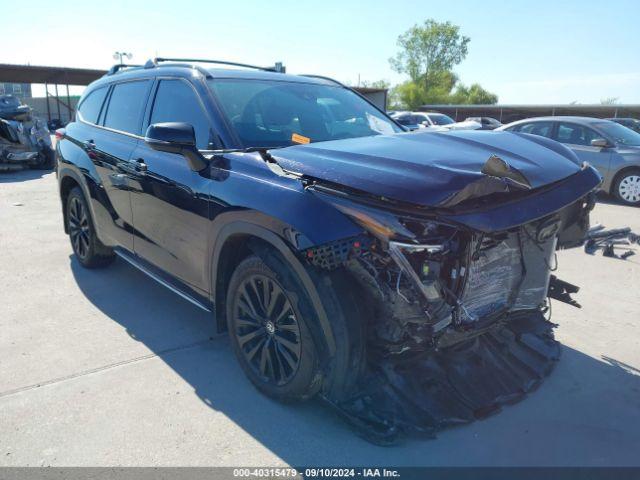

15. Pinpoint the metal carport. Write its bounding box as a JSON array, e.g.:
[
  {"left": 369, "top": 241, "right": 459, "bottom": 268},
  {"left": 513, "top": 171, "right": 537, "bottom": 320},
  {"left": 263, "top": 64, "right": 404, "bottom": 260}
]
[{"left": 0, "top": 64, "right": 105, "bottom": 122}]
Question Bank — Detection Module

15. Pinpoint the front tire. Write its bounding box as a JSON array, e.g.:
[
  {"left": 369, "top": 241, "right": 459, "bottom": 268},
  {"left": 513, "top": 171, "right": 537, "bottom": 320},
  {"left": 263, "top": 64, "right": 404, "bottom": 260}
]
[
  {"left": 66, "top": 187, "right": 115, "bottom": 268},
  {"left": 613, "top": 168, "right": 640, "bottom": 206},
  {"left": 226, "top": 254, "right": 322, "bottom": 402}
]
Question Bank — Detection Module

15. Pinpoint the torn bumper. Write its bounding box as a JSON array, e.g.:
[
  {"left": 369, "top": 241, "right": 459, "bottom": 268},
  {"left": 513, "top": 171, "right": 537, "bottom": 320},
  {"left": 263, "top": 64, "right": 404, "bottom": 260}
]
[
  {"left": 326, "top": 311, "right": 559, "bottom": 445},
  {"left": 304, "top": 188, "right": 596, "bottom": 443}
]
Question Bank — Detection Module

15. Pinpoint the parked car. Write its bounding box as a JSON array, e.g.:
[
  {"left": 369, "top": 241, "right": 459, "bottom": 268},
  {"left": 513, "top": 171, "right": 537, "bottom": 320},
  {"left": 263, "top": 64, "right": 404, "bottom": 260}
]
[
  {"left": 0, "top": 95, "right": 54, "bottom": 171},
  {"left": 498, "top": 116, "right": 640, "bottom": 205},
  {"left": 465, "top": 116, "right": 502, "bottom": 130},
  {"left": 56, "top": 59, "right": 600, "bottom": 443},
  {"left": 48, "top": 118, "right": 66, "bottom": 131},
  {"left": 390, "top": 111, "right": 432, "bottom": 130},
  {"left": 607, "top": 117, "right": 640, "bottom": 134},
  {"left": 391, "top": 111, "right": 480, "bottom": 131}
]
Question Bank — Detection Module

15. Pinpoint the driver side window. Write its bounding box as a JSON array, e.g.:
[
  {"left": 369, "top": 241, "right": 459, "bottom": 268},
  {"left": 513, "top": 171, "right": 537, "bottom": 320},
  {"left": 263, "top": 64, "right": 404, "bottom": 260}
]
[
  {"left": 555, "top": 123, "right": 599, "bottom": 146},
  {"left": 149, "top": 79, "right": 213, "bottom": 149}
]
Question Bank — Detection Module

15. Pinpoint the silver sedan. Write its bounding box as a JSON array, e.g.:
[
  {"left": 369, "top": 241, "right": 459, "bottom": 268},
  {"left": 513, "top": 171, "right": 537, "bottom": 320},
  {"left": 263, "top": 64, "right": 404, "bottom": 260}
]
[{"left": 497, "top": 116, "right": 640, "bottom": 205}]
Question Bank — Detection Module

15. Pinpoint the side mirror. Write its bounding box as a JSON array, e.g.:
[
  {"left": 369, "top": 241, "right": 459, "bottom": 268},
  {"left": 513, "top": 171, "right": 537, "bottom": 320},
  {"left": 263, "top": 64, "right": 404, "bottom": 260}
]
[
  {"left": 145, "top": 122, "right": 207, "bottom": 171},
  {"left": 591, "top": 138, "right": 610, "bottom": 148}
]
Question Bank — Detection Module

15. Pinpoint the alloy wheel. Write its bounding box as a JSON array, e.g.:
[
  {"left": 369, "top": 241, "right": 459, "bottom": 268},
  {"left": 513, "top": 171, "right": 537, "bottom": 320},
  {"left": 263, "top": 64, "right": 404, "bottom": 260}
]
[
  {"left": 68, "top": 197, "right": 90, "bottom": 259},
  {"left": 618, "top": 175, "right": 640, "bottom": 203},
  {"left": 233, "top": 274, "right": 302, "bottom": 385}
]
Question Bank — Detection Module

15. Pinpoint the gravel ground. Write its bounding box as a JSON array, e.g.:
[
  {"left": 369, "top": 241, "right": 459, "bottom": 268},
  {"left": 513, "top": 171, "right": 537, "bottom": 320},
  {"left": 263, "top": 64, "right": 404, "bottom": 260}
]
[{"left": 0, "top": 170, "right": 639, "bottom": 466}]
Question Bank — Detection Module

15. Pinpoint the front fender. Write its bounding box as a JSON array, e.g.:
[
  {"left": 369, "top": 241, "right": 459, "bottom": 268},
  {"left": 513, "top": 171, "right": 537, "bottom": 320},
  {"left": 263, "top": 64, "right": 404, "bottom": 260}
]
[{"left": 209, "top": 217, "right": 337, "bottom": 356}]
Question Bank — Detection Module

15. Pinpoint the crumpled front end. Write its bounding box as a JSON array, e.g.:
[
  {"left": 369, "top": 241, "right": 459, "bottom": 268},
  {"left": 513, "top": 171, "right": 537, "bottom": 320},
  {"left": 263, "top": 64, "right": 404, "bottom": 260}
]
[
  {"left": 303, "top": 189, "right": 593, "bottom": 444},
  {"left": 1, "top": 96, "right": 53, "bottom": 171}
]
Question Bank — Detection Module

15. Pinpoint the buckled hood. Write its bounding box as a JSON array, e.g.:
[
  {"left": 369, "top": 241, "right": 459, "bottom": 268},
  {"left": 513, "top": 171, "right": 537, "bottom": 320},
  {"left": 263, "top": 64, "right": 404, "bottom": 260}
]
[{"left": 271, "top": 130, "right": 585, "bottom": 208}]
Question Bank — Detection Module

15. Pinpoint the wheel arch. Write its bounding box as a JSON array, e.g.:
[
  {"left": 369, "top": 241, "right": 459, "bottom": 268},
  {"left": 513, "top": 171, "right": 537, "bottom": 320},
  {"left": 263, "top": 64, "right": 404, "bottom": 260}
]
[
  {"left": 210, "top": 220, "right": 337, "bottom": 359},
  {"left": 58, "top": 168, "right": 85, "bottom": 234}
]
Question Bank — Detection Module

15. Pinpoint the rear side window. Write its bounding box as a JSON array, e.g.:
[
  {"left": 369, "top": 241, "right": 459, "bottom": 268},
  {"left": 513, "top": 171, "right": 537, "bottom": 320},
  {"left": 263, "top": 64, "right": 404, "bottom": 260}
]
[
  {"left": 149, "top": 80, "right": 212, "bottom": 149},
  {"left": 517, "top": 122, "right": 554, "bottom": 138},
  {"left": 103, "top": 81, "right": 150, "bottom": 135},
  {"left": 78, "top": 87, "right": 108, "bottom": 124}
]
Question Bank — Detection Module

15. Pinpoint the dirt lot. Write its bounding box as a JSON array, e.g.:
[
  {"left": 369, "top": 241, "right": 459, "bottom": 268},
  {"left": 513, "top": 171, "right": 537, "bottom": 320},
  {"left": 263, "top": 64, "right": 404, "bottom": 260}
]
[{"left": 1, "top": 169, "right": 639, "bottom": 466}]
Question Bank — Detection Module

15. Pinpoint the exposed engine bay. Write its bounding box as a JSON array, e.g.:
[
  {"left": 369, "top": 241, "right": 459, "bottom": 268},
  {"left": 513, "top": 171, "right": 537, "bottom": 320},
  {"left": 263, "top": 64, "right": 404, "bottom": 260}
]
[
  {"left": 303, "top": 191, "right": 592, "bottom": 444},
  {"left": 0, "top": 95, "right": 54, "bottom": 171}
]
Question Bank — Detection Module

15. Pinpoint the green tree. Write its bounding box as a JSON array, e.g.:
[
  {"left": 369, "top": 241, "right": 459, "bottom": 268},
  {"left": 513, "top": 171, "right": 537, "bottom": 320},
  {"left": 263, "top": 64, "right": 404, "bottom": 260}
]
[
  {"left": 388, "top": 19, "right": 498, "bottom": 109},
  {"left": 390, "top": 19, "right": 470, "bottom": 86},
  {"left": 451, "top": 83, "right": 499, "bottom": 104}
]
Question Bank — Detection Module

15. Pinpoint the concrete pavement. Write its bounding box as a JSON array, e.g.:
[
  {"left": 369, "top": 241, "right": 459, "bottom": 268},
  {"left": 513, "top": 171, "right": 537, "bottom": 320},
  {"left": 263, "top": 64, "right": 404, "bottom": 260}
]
[{"left": 1, "top": 170, "right": 639, "bottom": 466}]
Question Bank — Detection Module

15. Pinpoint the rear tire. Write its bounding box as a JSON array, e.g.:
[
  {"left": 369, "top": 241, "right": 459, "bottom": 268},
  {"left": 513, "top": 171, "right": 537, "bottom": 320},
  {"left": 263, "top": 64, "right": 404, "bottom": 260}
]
[
  {"left": 66, "top": 187, "right": 115, "bottom": 268},
  {"left": 613, "top": 168, "right": 640, "bottom": 206},
  {"left": 226, "top": 254, "right": 322, "bottom": 402}
]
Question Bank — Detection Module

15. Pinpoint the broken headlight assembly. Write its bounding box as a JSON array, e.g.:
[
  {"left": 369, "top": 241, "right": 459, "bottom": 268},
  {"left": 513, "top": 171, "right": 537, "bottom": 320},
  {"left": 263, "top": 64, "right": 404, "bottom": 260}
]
[
  {"left": 308, "top": 192, "right": 566, "bottom": 353},
  {"left": 307, "top": 193, "right": 473, "bottom": 350}
]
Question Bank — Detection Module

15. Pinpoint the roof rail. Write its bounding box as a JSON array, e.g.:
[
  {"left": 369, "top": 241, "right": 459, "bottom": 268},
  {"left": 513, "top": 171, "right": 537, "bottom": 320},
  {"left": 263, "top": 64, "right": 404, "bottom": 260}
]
[
  {"left": 106, "top": 63, "right": 143, "bottom": 75},
  {"left": 144, "top": 58, "right": 286, "bottom": 73},
  {"left": 300, "top": 74, "right": 345, "bottom": 87}
]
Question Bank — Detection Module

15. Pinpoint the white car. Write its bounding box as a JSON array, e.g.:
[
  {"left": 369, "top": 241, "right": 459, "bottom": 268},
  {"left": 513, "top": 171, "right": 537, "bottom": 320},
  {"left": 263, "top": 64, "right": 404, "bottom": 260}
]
[{"left": 391, "top": 111, "right": 481, "bottom": 131}]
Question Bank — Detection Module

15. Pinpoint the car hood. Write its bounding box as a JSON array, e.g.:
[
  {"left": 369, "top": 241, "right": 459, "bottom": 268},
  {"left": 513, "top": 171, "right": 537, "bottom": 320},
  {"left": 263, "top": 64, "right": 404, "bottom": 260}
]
[{"left": 271, "top": 130, "right": 584, "bottom": 208}]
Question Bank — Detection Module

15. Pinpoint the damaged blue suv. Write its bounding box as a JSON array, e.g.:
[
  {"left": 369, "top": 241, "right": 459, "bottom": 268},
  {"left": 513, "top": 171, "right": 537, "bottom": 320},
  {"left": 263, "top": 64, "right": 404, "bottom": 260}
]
[{"left": 56, "top": 58, "right": 601, "bottom": 444}]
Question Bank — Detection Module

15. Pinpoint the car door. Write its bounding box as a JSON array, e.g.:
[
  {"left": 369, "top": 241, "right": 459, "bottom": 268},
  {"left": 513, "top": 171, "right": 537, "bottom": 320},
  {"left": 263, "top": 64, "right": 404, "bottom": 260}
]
[
  {"left": 78, "top": 80, "right": 151, "bottom": 251},
  {"left": 553, "top": 122, "right": 612, "bottom": 174},
  {"left": 128, "top": 77, "right": 215, "bottom": 294}
]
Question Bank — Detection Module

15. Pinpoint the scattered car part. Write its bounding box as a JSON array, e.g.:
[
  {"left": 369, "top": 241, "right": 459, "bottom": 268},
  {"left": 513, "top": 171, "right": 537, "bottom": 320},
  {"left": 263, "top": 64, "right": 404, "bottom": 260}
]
[{"left": 584, "top": 224, "right": 639, "bottom": 259}]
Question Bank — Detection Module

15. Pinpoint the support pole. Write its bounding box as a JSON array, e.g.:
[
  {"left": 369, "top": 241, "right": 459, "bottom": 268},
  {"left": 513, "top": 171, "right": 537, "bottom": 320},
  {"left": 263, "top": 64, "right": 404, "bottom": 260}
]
[
  {"left": 45, "top": 83, "right": 51, "bottom": 121},
  {"left": 55, "top": 84, "right": 61, "bottom": 120},
  {"left": 66, "top": 84, "right": 72, "bottom": 122}
]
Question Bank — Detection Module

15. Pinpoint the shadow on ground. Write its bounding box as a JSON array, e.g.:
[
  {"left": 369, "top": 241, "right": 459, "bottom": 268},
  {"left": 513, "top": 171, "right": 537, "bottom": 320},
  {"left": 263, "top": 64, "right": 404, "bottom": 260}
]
[
  {"left": 70, "top": 255, "right": 640, "bottom": 466},
  {"left": 0, "top": 168, "right": 51, "bottom": 183},
  {"left": 596, "top": 191, "right": 626, "bottom": 207}
]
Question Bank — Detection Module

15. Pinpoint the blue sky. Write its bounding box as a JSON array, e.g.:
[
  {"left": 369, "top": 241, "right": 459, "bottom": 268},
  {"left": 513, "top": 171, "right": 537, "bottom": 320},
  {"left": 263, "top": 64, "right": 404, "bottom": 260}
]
[{"left": 4, "top": 0, "right": 639, "bottom": 103}]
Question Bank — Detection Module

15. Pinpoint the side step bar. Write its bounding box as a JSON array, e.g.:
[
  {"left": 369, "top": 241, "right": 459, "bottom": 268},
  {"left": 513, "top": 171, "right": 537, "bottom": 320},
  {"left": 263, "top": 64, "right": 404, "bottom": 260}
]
[{"left": 115, "top": 250, "right": 212, "bottom": 313}]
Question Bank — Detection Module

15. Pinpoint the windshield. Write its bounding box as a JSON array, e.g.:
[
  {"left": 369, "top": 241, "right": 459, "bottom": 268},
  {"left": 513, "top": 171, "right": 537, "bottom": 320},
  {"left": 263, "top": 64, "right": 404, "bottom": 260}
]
[
  {"left": 594, "top": 122, "right": 640, "bottom": 146},
  {"left": 427, "top": 113, "right": 455, "bottom": 125},
  {"left": 208, "top": 79, "right": 402, "bottom": 148}
]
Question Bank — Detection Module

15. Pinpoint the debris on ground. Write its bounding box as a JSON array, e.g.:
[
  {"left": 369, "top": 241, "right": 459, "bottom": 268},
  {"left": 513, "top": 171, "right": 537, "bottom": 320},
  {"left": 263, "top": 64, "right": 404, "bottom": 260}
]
[{"left": 584, "top": 224, "right": 639, "bottom": 260}]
